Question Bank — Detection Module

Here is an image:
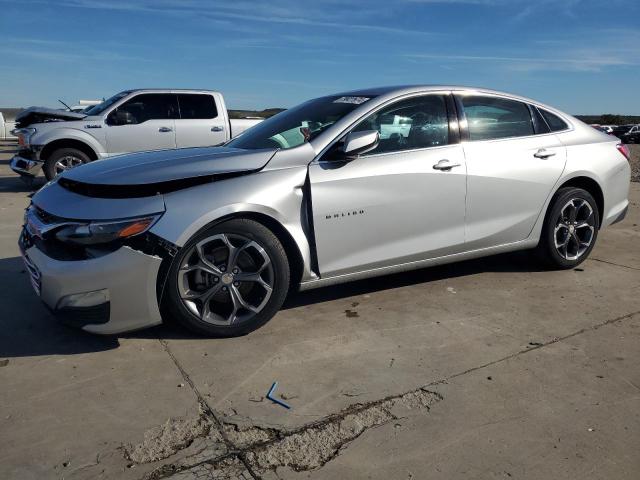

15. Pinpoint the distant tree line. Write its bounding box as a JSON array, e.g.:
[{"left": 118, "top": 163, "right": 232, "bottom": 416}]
[{"left": 575, "top": 114, "right": 640, "bottom": 125}]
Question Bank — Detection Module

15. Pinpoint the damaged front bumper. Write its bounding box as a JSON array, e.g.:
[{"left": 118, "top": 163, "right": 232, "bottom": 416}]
[
  {"left": 20, "top": 236, "right": 164, "bottom": 334},
  {"left": 10, "top": 149, "right": 43, "bottom": 179}
]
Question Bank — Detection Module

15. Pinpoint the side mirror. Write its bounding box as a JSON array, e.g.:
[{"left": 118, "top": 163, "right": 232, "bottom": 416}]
[
  {"left": 342, "top": 130, "right": 379, "bottom": 158},
  {"left": 107, "top": 108, "right": 135, "bottom": 126}
]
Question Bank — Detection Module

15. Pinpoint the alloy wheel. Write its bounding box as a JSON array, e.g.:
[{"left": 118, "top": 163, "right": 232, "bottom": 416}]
[
  {"left": 553, "top": 198, "right": 596, "bottom": 261},
  {"left": 177, "top": 233, "right": 274, "bottom": 326},
  {"left": 54, "top": 155, "right": 84, "bottom": 174}
]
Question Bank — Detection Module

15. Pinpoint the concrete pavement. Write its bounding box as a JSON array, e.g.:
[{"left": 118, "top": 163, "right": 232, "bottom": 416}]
[{"left": 0, "top": 142, "right": 638, "bottom": 479}]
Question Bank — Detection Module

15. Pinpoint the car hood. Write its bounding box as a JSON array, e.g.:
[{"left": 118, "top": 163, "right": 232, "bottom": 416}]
[
  {"left": 15, "top": 107, "right": 87, "bottom": 128},
  {"left": 57, "top": 146, "right": 277, "bottom": 197}
]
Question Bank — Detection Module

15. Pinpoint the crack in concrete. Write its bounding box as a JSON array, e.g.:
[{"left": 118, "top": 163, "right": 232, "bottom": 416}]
[
  {"left": 590, "top": 257, "right": 640, "bottom": 271},
  {"left": 144, "top": 310, "right": 640, "bottom": 479},
  {"left": 125, "top": 409, "right": 216, "bottom": 464},
  {"left": 443, "top": 310, "right": 640, "bottom": 384},
  {"left": 158, "top": 339, "right": 261, "bottom": 479},
  {"left": 143, "top": 388, "right": 442, "bottom": 479}
]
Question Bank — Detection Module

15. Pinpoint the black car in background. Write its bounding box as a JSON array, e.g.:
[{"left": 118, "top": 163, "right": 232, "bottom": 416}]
[
  {"left": 620, "top": 125, "right": 640, "bottom": 144},
  {"left": 611, "top": 124, "right": 640, "bottom": 143}
]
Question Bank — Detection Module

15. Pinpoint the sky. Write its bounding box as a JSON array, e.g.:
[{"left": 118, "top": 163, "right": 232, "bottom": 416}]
[{"left": 0, "top": 0, "right": 638, "bottom": 114}]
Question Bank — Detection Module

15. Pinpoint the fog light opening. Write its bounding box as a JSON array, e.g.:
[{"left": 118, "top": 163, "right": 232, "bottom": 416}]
[{"left": 57, "top": 289, "right": 110, "bottom": 309}]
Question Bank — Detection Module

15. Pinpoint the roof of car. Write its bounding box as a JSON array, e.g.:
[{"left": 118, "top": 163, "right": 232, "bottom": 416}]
[
  {"left": 127, "top": 88, "right": 222, "bottom": 94},
  {"left": 335, "top": 85, "right": 504, "bottom": 97}
]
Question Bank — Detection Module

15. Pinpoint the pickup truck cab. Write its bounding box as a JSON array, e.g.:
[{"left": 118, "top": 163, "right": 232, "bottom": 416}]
[{"left": 11, "top": 89, "right": 261, "bottom": 180}]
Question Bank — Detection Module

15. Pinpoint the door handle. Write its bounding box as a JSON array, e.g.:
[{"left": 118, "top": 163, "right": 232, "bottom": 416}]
[
  {"left": 158, "top": 127, "right": 173, "bottom": 133},
  {"left": 433, "top": 159, "right": 461, "bottom": 171},
  {"left": 211, "top": 126, "right": 224, "bottom": 132},
  {"left": 534, "top": 148, "right": 556, "bottom": 159}
]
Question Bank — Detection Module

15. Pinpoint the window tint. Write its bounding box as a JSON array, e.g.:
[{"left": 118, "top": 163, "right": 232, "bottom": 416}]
[
  {"left": 178, "top": 94, "right": 218, "bottom": 119},
  {"left": 109, "top": 93, "right": 178, "bottom": 125},
  {"left": 539, "top": 109, "right": 568, "bottom": 132},
  {"left": 352, "top": 95, "right": 449, "bottom": 154},
  {"left": 461, "top": 96, "right": 534, "bottom": 141},
  {"left": 531, "top": 106, "right": 550, "bottom": 134}
]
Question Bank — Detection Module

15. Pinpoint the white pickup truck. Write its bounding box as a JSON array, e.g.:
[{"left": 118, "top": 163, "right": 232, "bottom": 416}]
[
  {"left": 0, "top": 111, "right": 18, "bottom": 140},
  {"left": 11, "top": 89, "right": 262, "bottom": 181}
]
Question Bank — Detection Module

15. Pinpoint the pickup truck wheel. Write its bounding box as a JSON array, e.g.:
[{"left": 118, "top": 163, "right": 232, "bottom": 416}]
[
  {"left": 43, "top": 148, "right": 90, "bottom": 180},
  {"left": 164, "top": 219, "right": 290, "bottom": 337}
]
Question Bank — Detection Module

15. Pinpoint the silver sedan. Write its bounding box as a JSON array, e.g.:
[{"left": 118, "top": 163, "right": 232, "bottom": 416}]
[{"left": 20, "top": 86, "right": 631, "bottom": 336}]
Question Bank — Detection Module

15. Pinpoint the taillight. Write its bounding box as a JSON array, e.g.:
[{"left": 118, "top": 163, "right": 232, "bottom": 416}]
[
  {"left": 18, "top": 135, "right": 25, "bottom": 147},
  {"left": 616, "top": 143, "right": 630, "bottom": 161}
]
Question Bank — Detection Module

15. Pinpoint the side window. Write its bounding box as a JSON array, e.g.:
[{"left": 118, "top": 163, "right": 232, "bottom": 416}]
[
  {"left": 352, "top": 95, "right": 449, "bottom": 155},
  {"left": 177, "top": 94, "right": 218, "bottom": 119},
  {"left": 461, "top": 96, "right": 534, "bottom": 141},
  {"left": 539, "top": 109, "right": 569, "bottom": 132},
  {"left": 108, "top": 94, "right": 178, "bottom": 125}
]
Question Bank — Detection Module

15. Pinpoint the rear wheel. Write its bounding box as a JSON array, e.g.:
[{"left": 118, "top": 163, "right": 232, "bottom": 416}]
[
  {"left": 537, "top": 187, "right": 599, "bottom": 269},
  {"left": 164, "top": 219, "right": 290, "bottom": 337},
  {"left": 43, "top": 148, "right": 90, "bottom": 180}
]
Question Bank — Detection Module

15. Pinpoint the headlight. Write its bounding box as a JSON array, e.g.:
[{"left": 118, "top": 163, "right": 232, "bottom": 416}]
[
  {"left": 17, "top": 127, "right": 36, "bottom": 147},
  {"left": 55, "top": 214, "right": 161, "bottom": 245}
]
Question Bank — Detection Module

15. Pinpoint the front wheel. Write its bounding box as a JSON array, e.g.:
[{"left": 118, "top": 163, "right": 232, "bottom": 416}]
[
  {"left": 536, "top": 187, "right": 599, "bottom": 269},
  {"left": 163, "top": 219, "right": 290, "bottom": 337},
  {"left": 43, "top": 148, "right": 90, "bottom": 180}
]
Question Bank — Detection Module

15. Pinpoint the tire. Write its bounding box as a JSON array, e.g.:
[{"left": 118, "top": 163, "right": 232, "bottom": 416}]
[
  {"left": 163, "top": 219, "right": 290, "bottom": 337},
  {"left": 536, "top": 187, "right": 599, "bottom": 269},
  {"left": 43, "top": 148, "right": 90, "bottom": 180}
]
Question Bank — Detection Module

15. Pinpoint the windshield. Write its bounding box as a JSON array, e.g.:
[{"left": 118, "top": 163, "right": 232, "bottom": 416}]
[
  {"left": 83, "top": 91, "right": 130, "bottom": 116},
  {"left": 227, "top": 95, "right": 375, "bottom": 150}
]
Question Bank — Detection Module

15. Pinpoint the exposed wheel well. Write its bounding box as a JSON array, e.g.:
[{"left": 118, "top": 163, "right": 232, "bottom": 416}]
[
  {"left": 40, "top": 139, "right": 98, "bottom": 162},
  {"left": 556, "top": 176, "right": 604, "bottom": 227}
]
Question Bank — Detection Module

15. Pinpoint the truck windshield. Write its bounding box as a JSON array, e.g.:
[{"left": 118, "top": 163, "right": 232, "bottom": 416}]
[
  {"left": 227, "top": 95, "right": 375, "bottom": 150},
  {"left": 83, "top": 91, "right": 130, "bottom": 116}
]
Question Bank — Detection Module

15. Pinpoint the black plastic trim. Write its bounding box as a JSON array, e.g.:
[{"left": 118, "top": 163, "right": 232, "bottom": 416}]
[
  {"left": 57, "top": 170, "right": 257, "bottom": 199},
  {"left": 445, "top": 94, "right": 461, "bottom": 145},
  {"left": 55, "top": 302, "right": 110, "bottom": 328}
]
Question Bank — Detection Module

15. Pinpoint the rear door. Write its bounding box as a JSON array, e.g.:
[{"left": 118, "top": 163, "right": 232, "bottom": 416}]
[
  {"left": 456, "top": 93, "right": 567, "bottom": 250},
  {"left": 175, "top": 93, "right": 228, "bottom": 147},
  {"left": 105, "top": 93, "right": 177, "bottom": 155},
  {"left": 309, "top": 93, "right": 467, "bottom": 277}
]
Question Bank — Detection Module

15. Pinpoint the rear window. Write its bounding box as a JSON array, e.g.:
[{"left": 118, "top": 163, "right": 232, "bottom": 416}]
[
  {"left": 539, "top": 109, "right": 569, "bottom": 132},
  {"left": 178, "top": 94, "right": 218, "bottom": 119}
]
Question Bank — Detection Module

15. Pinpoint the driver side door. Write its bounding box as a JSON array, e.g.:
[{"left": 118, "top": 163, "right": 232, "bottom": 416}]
[
  {"left": 309, "top": 93, "right": 467, "bottom": 278},
  {"left": 105, "top": 93, "right": 178, "bottom": 155}
]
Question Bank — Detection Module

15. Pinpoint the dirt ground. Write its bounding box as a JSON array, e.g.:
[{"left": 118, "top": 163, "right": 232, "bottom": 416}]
[
  {"left": 628, "top": 144, "right": 639, "bottom": 182},
  {"left": 0, "top": 141, "right": 639, "bottom": 480}
]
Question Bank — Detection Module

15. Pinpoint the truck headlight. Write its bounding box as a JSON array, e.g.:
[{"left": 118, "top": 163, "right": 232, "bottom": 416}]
[
  {"left": 17, "top": 128, "right": 36, "bottom": 147},
  {"left": 55, "top": 214, "right": 161, "bottom": 246}
]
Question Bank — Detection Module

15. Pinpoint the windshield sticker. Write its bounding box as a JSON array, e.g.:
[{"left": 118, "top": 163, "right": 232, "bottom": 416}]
[{"left": 333, "top": 96, "right": 370, "bottom": 105}]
